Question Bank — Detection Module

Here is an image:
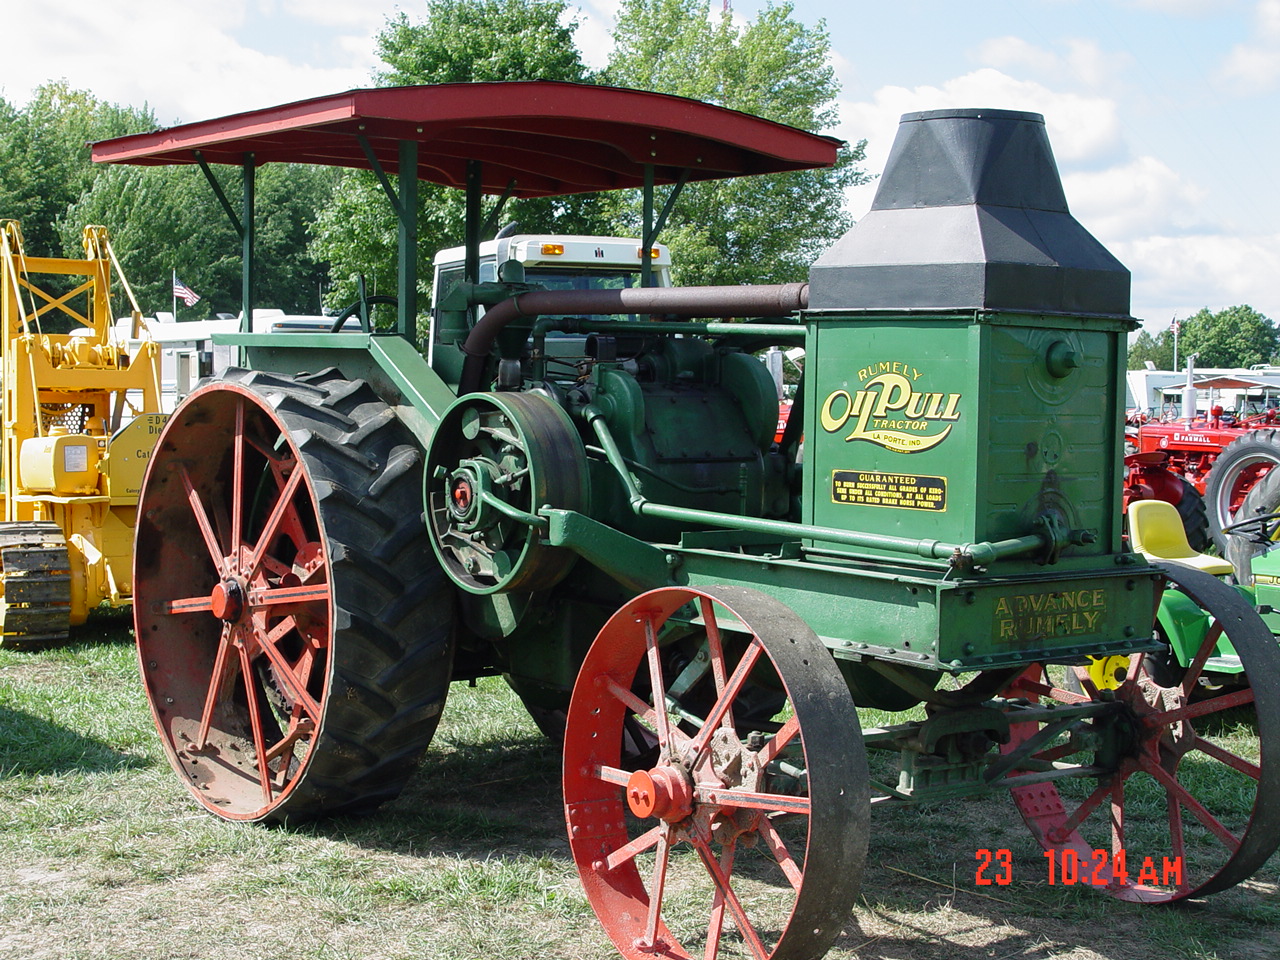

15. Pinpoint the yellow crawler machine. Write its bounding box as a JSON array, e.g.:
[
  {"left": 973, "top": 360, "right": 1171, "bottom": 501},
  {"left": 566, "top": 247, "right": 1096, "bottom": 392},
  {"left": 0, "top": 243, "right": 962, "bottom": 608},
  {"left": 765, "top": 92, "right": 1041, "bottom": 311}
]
[{"left": 0, "top": 220, "right": 164, "bottom": 645}]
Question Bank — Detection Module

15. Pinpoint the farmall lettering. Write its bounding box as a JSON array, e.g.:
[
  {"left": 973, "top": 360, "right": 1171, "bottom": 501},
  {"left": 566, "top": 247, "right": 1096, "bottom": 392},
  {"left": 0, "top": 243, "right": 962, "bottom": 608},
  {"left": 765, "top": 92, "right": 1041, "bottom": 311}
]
[{"left": 821, "top": 362, "right": 962, "bottom": 453}]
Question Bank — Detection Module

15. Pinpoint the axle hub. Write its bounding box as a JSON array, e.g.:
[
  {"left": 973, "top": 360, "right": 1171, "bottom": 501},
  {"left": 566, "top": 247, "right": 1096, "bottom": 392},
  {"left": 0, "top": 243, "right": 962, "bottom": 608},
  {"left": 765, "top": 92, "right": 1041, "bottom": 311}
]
[
  {"left": 626, "top": 765, "right": 693, "bottom": 821},
  {"left": 210, "top": 578, "right": 246, "bottom": 622}
]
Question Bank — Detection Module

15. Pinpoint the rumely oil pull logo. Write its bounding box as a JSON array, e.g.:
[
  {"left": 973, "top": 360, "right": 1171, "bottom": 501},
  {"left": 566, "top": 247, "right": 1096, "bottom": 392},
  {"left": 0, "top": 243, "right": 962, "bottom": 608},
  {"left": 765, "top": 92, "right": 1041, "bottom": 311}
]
[{"left": 820, "top": 362, "right": 962, "bottom": 453}]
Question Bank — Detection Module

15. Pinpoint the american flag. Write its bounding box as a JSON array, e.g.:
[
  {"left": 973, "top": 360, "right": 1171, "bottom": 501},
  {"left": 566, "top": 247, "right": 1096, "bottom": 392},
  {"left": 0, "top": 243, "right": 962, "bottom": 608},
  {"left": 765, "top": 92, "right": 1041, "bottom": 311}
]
[{"left": 173, "top": 275, "right": 201, "bottom": 307}]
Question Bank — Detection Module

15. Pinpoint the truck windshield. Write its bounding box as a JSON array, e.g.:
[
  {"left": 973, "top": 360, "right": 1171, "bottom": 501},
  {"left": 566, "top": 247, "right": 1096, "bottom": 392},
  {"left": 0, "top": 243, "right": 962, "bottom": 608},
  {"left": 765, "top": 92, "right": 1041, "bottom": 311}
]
[
  {"left": 524, "top": 268, "right": 638, "bottom": 292},
  {"left": 526, "top": 268, "right": 643, "bottom": 326}
]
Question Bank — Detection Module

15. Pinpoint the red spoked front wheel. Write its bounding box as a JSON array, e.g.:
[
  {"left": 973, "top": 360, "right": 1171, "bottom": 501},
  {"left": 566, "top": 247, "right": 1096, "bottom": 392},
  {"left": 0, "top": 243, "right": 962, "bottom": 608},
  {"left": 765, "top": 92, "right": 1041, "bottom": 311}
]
[
  {"left": 135, "top": 369, "right": 453, "bottom": 823},
  {"left": 564, "top": 585, "right": 867, "bottom": 959}
]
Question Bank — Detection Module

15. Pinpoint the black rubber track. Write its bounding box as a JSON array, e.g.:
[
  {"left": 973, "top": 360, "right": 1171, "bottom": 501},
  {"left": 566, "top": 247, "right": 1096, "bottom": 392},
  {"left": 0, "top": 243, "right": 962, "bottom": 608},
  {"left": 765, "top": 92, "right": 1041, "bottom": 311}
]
[{"left": 137, "top": 368, "right": 455, "bottom": 823}]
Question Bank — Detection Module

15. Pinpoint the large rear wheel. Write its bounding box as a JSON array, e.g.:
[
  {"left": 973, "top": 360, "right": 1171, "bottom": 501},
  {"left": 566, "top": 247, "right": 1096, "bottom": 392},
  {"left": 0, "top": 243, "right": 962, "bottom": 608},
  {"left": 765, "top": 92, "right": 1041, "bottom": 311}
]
[
  {"left": 134, "top": 369, "right": 453, "bottom": 822},
  {"left": 565, "top": 586, "right": 867, "bottom": 959}
]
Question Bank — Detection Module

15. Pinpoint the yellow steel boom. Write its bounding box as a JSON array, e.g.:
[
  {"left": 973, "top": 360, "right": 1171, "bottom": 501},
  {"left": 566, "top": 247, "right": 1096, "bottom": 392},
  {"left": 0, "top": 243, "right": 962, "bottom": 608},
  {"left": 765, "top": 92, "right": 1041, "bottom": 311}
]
[{"left": 0, "top": 220, "right": 165, "bottom": 644}]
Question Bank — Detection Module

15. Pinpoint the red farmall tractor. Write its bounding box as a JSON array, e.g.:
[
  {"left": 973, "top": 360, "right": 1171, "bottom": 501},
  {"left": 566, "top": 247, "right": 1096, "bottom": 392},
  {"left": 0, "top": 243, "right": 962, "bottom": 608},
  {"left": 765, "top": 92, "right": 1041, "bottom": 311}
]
[{"left": 1128, "top": 399, "right": 1280, "bottom": 551}]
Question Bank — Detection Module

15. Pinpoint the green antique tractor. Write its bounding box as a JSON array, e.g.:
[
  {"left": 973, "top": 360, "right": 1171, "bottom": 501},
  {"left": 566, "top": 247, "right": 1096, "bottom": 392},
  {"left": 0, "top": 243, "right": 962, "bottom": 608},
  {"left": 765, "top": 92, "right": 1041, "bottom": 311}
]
[{"left": 93, "top": 84, "right": 1279, "bottom": 960}]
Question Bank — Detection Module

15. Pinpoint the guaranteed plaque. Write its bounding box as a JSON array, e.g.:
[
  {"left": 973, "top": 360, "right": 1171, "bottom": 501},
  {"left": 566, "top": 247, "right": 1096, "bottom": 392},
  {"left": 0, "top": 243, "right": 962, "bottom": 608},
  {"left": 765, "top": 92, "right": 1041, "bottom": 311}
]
[{"left": 831, "top": 470, "right": 947, "bottom": 512}]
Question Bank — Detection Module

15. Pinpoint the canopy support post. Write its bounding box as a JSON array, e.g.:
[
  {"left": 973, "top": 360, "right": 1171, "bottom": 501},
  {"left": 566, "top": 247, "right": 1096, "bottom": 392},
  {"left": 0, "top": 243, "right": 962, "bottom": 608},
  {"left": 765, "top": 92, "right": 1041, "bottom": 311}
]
[
  {"left": 240, "top": 154, "right": 255, "bottom": 341},
  {"left": 465, "top": 160, "right": 482, "bottom": 327},
  {"left": 641, "top": 165, "right": 687, "bottom": 288},
  {"left": 397, "top": 139, "right": 418, "bottom": 341}
]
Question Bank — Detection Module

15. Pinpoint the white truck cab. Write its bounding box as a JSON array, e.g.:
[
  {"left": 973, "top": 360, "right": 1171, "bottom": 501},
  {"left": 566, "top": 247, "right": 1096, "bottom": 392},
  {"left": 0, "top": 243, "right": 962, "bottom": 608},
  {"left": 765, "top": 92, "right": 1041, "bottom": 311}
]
[{"left": 432, "top": 234, "right": 672, "bottom": 309}]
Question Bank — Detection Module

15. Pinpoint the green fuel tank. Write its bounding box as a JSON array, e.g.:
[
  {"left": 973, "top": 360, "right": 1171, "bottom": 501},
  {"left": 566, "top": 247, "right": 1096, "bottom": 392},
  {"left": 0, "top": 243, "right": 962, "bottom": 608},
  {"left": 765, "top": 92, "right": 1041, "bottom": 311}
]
[{"left": 803, "top": 108, "right": 1136, "bottom": 569}]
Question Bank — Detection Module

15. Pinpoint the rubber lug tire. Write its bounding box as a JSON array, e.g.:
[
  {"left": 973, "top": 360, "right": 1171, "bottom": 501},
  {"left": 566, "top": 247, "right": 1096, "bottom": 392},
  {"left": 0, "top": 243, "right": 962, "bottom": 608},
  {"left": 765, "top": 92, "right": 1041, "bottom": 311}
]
[
  {"left": 1205, "top": 428, "right": 1280, "bottom": 552},
  {"left": 135, "top": 368, "right": 454, "bottom": 823}
]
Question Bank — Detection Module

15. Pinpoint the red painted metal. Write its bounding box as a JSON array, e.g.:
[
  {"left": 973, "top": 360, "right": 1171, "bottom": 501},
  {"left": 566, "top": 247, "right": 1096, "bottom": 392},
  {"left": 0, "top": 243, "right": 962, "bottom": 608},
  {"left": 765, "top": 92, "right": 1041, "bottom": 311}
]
[
  {"left": 563, "top": 585, "right": 866, "bottom": 960},
  {"left": 90, "top": 81, "right": 842, "bottom": 196},
  {"left": 135, "top": 382, "right": 333, "bottom": 821},
  {"left": 1001, "top": 562, "right": 1280, "bottom": 903}
]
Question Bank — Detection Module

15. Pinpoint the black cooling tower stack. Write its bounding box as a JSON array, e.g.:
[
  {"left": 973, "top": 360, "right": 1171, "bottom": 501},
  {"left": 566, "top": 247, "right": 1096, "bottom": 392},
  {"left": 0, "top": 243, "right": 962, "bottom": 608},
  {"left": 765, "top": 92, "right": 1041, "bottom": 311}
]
[{"left": 808, "top": 108, "right": 1130, "bottom": 317}]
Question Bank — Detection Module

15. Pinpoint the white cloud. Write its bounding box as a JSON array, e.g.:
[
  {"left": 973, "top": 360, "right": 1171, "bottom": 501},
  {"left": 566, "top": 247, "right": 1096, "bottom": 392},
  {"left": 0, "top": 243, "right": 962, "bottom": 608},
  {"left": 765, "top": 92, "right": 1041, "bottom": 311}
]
[
  {"left": 280, "top": 0, "right": 385, "bottom": 31},
  {"left": 838, "top": 69, "right": 1123, "bottom": 217},
  {"left": 1118, "top": 233, "right": 1280, "bottom": 324},
  {"left": 0, "top": 0, "right": 376, "bottom": 123},
  {"left": 1128, "top": 0, "right": 1239, "bottom": 13},
  {"left": 571, "top": 0, "right": 620, "bottom": 71},
  {"left": 1063, "top": 156, "right": 1207, "bottom": 242},
  {"left": 1218, "top": 0, "right": 1280, "bottom": 91},
  {"left": 976, "top": 36, "right": 1128, "bottom": 88}
]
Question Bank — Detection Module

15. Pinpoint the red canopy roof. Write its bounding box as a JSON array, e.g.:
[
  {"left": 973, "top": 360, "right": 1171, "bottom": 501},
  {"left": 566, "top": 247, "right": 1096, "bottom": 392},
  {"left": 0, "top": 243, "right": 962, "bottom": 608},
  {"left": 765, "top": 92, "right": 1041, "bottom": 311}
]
[{"left": 90, "top": 81, "right": 842, "bottom": 198}]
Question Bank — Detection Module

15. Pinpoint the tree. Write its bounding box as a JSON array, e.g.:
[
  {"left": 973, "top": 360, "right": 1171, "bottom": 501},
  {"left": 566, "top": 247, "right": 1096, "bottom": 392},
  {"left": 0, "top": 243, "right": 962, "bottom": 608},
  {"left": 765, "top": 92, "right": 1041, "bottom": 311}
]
[
  {"left": 61, "top": 161, "right": 337, "bottom": 317},
  {"left": 375, "top": 0, "right": 587, "bottom": 86},
  {"left": 604, "top": 0, "right": 869, "bottom": 285},
  {"left": 312, "top": 0, "right": 610, "bottom": 310},
  {"left": 1175, "top": 305, "right": 1277, "bottom": 369},
  {"left": 1127, "top": 327, "right": 1175, "bottom": 370},
  {"left": 0, "top": 82, "right": 156, "bottom": 259}
]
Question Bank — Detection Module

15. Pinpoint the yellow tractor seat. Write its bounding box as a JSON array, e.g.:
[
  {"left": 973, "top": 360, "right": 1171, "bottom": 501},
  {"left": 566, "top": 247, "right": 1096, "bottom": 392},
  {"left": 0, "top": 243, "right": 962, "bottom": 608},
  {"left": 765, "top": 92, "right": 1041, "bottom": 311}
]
[{"left": 1127, "top": 499, "right": 1233, "bottom": 575}]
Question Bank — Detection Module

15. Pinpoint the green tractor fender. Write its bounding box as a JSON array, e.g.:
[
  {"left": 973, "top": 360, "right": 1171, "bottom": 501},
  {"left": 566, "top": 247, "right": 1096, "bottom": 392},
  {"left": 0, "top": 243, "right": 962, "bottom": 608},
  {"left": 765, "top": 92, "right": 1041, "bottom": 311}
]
[{"left": 1156, "top": 576, "right": 1252, "bottom": 675}]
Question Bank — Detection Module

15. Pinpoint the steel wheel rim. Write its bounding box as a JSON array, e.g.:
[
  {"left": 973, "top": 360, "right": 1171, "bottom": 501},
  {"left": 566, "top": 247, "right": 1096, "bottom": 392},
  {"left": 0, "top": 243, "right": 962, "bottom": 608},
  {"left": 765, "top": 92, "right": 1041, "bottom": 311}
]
[
  {"left": 135, "top": 383, "right": 332, "bottom": 820},
  {"left": 1004, "top": 563, "right": 1280, "bottom": 902},
  {"left": 1214, "top": 453, "right": 1279, "bottom": 530},
  {"left": 564, "top": 586, "right": 866, "bottom": 960}
]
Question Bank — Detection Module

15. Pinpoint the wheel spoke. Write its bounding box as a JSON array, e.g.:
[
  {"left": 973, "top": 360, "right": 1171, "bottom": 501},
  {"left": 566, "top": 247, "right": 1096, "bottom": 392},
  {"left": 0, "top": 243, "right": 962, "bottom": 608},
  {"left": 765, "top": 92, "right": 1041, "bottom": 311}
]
[
  {"left": 1110, "top": 779, "right": 1125, "bottom": 857},
  {"left": 1048, "top": 779, "right": 1112, "bottom": 842},
  {"left": 238, "top": 645, "right": 273, "bottom": 804},
  {"left": 195, "top": 624, "right": 237, "bottom": 750},
  {"left": 602, "top": 824, "right": 663, "bottom": 873},
  {"left": 696, "top": 786, "right": 811, "bottom": 815},
  {"left": 595, "top": 764, "right": 631, "bottom": 787},
  {"left": 758, "top": 817, "right": 804, "bottom": 890},
  {"left": 1032, "top": 741, "right": 1080, "bottom": 764},
  {"left": 231, "top": 398, "right": 244, "bottom": 559},
  {"left": 756, "top": 714, "right": 799, "bottom": 767},
  {"left": 603, "top": 677, "right": 693, "bottom": 751},
  {"left": 179, "top": 464, "right": 228, "bottom": 578},
  {"left": 688, "top": 639, "right": 763, "bottom": 765},
  {"left": 1142, "top": 758, "right": 1241, "bottom": 852},
  {"left": 246, "top": 465, "right": 306, "bottom": 579},
  {"left": 250, "top": 616, "right": 322, "bottom": 722},
  {"left": 643, "top": 612, "right": 675, "bottom": 752},
  {"left": 704, "top": 843, "right": 736, "bottom": 960},
  {"left": 642, "top": 828, "right": 672, "bottom": 951},
  {"left": 695, "top": 838, "right": 768, "bottom": 960},
  {"left": 158, "top": 595, "right": 214, "bottom": 615},
  {"left": 1168, "top": 792, "right": 1187, "bottom": 885},
  {"left": 1181, "top": 620, "right": 1225, "bottom": 691},
  {"left": 1150, "top": 686, "right": 1255, "bottom": 727},
  {"left": 249, "top": 582, "right": 332, "bottom": 608},
  {"left": 1193, "top": 734, "right": 1261, "bottom": 779},
  {"left": 699, "top": 596, "right": 731, "bottom": 726}
]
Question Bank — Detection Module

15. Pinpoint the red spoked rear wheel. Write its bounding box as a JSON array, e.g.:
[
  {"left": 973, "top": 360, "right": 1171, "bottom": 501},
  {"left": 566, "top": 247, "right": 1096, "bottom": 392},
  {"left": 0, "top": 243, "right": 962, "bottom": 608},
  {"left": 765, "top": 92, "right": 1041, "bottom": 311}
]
[
  {"left": 135, "top": 369, "right": 453, "bottom": 822},
  {"left": 564, "top": 585, "right": 867, "bottom": 959}
]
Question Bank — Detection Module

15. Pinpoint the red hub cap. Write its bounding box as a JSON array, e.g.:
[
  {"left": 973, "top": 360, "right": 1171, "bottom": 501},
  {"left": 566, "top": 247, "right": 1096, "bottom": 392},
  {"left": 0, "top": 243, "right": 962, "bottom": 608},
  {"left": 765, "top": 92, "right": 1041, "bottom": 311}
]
[
  {"left": 625, "top": 765, "right": 693, "bottom": 821},
  {"left": 209, "top": 579, "right": 245, "bottom": 622}
]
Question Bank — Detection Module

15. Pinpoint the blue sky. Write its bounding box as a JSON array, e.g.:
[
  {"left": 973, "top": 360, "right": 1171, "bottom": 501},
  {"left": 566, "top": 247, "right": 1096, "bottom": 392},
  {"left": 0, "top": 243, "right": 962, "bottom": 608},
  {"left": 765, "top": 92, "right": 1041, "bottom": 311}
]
[{"left": 2, "top": 0, "right": 1276, "bottom": 332}]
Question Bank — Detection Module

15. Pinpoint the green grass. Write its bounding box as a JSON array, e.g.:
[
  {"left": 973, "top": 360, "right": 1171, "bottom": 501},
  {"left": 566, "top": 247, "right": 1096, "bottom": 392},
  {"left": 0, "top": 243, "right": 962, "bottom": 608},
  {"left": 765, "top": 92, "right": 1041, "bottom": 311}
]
[{"left": 1, "top": 628, "right": 1278, "bottom": 960}]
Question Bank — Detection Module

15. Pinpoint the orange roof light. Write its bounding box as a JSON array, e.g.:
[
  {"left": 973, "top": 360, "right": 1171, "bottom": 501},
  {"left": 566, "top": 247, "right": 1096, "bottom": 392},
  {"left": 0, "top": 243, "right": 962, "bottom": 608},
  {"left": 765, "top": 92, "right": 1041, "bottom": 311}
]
[
  {"left": 638, "top": 247, "right": 660, "bottom": 260},
  {"left": 540, "top": 243, "right": 565, "bottom": 255}
]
